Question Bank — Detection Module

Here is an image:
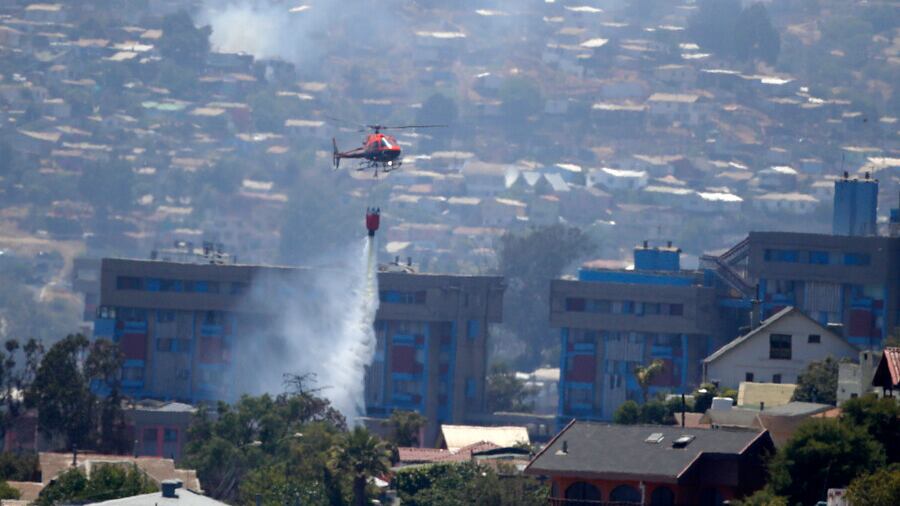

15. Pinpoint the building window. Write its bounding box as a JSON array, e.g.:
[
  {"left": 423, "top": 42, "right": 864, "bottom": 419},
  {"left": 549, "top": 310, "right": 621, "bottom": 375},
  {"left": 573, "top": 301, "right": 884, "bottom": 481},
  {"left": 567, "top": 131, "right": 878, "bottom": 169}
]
[
  {"left": 745, "top": 372, "right": 754, "bottom": 382},
  {"left": 765, "top": 249, "right": 799, "bottom": 263},
  {"left": 465, "top": 378, "right": 476, "bottom": 399},
  {"left": 163, "top": 428, "right": 178, "bottom": 442},
  {"left": 467, "top": 320, "right": 479, "bottom": 340},
  {"left": 769, "top": 334, "right": 792, "bottom": 360},
  {"left": 565, "top": 297, "right": 586, "bottom": 312},
  {"left": 773, "top": 374, "right": 782, "bottom": 384},
  {"left": 669, "top": 304, "right": 684, "bottom": 316},
  {"left": 230, "top": 282, "right": 248, "bottom": 295},
  {"left": 808, "top": 334, "right": 821, "bottom": 344},
  {"left": 156, "top": 339, "right": 174, "bottom": 352},
  {"left": 116, "top": 276, "right": 142, "bottom": 290},
  {"left": 809, "top": 251, "right": 830, "bottom": 264},
  {"left": 843, "top": 253, "right": 871, "bottom": 266}
]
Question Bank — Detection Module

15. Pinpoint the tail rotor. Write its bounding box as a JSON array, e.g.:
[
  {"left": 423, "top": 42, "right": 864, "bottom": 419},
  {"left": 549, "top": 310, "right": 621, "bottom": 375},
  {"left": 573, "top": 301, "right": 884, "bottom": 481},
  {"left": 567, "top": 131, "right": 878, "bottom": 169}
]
[{"left": 332, "top": 138, "right": 340, "bottom": 169}]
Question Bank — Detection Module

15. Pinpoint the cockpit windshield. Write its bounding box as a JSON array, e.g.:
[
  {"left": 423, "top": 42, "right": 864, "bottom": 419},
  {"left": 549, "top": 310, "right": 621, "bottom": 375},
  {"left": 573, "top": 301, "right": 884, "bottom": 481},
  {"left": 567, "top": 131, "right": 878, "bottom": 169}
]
[{"left": 381, "top": 137, "right": 393, "bottom": 149}]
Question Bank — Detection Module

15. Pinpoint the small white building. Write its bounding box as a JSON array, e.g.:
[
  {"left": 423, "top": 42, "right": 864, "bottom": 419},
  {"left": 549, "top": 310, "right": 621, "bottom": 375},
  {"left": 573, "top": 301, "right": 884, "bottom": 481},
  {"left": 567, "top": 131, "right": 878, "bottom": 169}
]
[
  {"left": 753, "top": 192, "right": 819, "bottom": 215},
  {"left": 703, "top": 307, "right": 859, "bottom": 390},
  {"left": 587, "top": 167, "right": 648, "bottom": 191}
]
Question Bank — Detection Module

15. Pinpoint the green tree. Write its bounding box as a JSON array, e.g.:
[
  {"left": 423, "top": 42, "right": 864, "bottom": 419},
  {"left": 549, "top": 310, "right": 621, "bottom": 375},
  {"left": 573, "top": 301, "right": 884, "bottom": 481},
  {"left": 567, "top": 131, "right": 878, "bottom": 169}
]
[
  {"left": 185, "top": 386, "right": 346, "bottom": 503},
  {"left": 733, "top": 3, "right": 780, "bottom": 64},
  {"left": 35, "top": 464, "right": 155, "bottom": 506},
  {"left": 329, "top": 426, "right": 390, "bottom": 506},
  {"left": 0, "top": 480, "right": 20, "bottom": 500},
  {"left": 732, "top": 487, "right": 787, "bottom": 506},
  {"left": 159, "top": 11, "right": 210, "bottom": 68},
  {"left": 86, "top": 339, "right": 129, "bottom": 454},
  {"left": 0, "top": 452, "right": 40, "bottom": 482},
  {"left": 846, "top": 464, "right": 900, "bottom": 506},
  {"left": 497, "top": 225, "right": 594, "bottom": 368},
  {"left": 634, "top": 359, "right": 664, "bottom": 403},
  {"left": 395, "top": 462, "right": 546, "bottom": 506},
  {"left": 638, "top": 399, "right": 671, "bottom": 424},
  {"left": 383, "top": 410, "right": 426, "bottom": 447},
  {"left": 791, "top": 357, "right": 840, "bottom": 405},
  {"left": 486, "top": 363, "right": 534, "bottom": 413},
  {"left": 26, "top": 334, "right": 92, "bottom": 449},
  {"left": 613, "top": 400, "right": 641, "bottom": 424},
  {"left": 769, "top": 419, "right": 885, "bottom": 506},
  {"left": 688, "top": 0, "right": 779, "bottom": 63},
  {"left": 841, "top": 393, "right": 900, "bottom": 463}
]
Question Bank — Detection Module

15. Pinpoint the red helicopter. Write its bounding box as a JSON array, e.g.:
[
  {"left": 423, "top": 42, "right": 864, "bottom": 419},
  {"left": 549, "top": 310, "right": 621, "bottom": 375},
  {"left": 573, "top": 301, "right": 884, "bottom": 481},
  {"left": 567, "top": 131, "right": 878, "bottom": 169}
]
[{"left": 331, "top": 122, "right": 446, "bottom": 176}]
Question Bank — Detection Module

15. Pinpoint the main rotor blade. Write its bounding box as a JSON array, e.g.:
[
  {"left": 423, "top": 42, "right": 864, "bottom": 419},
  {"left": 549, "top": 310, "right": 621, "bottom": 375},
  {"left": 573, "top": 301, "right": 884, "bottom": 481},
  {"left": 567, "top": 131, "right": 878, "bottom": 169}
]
[{"left": 373, "top": 124, "right": 449, "bottom": 130}]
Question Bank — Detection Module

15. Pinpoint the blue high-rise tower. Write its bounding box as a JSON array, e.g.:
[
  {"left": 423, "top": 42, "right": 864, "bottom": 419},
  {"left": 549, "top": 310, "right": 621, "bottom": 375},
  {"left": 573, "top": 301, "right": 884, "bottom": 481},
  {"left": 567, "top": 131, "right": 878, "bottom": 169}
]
[{"left": 833, "top": 172, "right": 878, "bottom": 236}]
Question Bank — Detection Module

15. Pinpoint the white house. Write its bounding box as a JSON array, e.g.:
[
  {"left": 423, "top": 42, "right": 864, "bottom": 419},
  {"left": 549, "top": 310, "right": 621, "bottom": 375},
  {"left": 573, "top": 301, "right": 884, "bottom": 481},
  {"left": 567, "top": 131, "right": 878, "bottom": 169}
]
[
  {"left": 752, "top": 192, "right": 819, "bottom": 215},
  {"left": 703, "top": 307, "right": 859, "bottom": 390},
  {"left": 587, "top": 167, "right": 648, "bottom": 191}
]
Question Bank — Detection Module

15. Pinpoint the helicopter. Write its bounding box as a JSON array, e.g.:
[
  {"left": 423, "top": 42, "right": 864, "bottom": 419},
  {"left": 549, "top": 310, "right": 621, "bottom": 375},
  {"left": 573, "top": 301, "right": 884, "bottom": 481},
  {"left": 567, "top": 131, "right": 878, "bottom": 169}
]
[{"left": 331, "top": 121, "right": 446, "bottom": 177}]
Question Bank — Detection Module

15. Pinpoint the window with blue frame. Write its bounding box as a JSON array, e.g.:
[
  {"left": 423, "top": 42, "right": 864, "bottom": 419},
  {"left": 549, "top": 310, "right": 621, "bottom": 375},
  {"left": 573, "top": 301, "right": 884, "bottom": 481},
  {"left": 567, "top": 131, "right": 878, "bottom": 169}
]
[
  {"left": 117, "top": 276, "right": 142, "bottom": 290},
  {"left": 809, "top": 251, "right": 830, "bottom": 264},
  {"left": 465, "top": 378, "right": 477, "bottom": 398},
  {"left": 764, "top": 249, "right": 799, "bottom": 263},
  {"left": 467, "top": 320, "right": 479, "bottom": 340},
  {"left": 844, "top": 253, "right": 871, "bottom": 266}
]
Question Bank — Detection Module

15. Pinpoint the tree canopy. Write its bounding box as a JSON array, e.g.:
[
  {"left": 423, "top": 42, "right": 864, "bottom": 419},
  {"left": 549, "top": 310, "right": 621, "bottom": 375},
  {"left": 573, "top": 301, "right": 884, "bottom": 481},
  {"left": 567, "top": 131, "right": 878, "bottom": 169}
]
[
  {"left": 486, "top": 363, "right": 534, "bottom": 413},
  {"left": 35, "top": 465, "right": 156, "bottom": 506},
  {"left": 769, "top": 419, "right": 884, "bottom": 506},
  {"left": 846, "top": 464, "right": 900, "bottom": 506},
  {"left": 497, "top": 225, "right": 594, "bottom": 368},
  {"left": 791, "top": 356, "right": 840, "bottom": 405},
  {"left": 688, "top": 0, "right": 780, "bottom": 64}
]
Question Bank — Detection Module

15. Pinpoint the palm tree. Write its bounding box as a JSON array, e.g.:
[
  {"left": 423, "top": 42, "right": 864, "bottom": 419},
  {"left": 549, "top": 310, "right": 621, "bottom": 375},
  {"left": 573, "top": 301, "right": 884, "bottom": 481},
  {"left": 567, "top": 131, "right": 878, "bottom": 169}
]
[
  {"left": 329, "top": 426, "right": 391, "bottom": 506},
  {"left": 635, "top": 359, "right": 665, "bottom": 403}
]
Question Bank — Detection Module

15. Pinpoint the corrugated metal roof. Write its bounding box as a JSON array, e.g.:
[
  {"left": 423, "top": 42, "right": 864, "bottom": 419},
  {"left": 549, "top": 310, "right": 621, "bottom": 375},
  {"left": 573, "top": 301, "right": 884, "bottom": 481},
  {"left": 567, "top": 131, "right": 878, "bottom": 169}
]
[{"left": 440, "top": 425, "right": 529, "bottom": 451}]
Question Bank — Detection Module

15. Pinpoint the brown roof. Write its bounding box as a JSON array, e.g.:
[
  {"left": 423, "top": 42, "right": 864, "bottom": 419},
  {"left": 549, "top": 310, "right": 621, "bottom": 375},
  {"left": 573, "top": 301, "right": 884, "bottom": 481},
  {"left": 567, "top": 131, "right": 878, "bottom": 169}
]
[
  {"left": 397, "top": 441, "right": 501, "bottom": 465},
  {"left": 39, "top": 453, "right": 201, "bottom": 491},
  {"left": 8, "top": 481, "right": 43, "bottom": 502}
]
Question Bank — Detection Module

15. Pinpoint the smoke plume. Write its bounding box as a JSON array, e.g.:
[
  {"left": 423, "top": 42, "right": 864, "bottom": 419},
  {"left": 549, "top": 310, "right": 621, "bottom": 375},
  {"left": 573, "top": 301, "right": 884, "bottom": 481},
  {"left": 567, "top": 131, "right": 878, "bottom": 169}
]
[{"left": 233, "top": 237, "right": 379, "bottom": 423}]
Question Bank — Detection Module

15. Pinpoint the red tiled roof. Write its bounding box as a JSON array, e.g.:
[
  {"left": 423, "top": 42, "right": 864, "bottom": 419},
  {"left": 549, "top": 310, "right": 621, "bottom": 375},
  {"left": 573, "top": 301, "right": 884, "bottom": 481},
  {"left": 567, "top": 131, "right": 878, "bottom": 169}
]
[{"left": 397, "top": 441, "right": 502, "bottom": 465}]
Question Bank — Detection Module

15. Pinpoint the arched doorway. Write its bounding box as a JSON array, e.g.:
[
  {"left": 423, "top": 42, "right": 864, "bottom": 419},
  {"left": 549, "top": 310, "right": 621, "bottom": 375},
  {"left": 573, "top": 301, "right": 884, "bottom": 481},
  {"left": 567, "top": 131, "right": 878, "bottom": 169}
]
[
  {"left": 610, "top": 484, "right": 641, "bottom": 503},
  {"left": 650, "top": 486, "right": 675, "bottom": 506},
  {"left": 565, "top": 481, "right": 601, "bottom": 504}
]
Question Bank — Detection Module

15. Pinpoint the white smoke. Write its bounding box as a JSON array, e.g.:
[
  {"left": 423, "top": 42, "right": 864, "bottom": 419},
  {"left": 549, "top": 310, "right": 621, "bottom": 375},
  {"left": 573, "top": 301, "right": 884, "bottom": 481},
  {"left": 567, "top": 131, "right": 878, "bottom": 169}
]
[
  {"left": 199, "top": 0, "right": 322, "bottom": 65},
  {"left": 234, "top": 237, "right": 379, "bottom": 423}
]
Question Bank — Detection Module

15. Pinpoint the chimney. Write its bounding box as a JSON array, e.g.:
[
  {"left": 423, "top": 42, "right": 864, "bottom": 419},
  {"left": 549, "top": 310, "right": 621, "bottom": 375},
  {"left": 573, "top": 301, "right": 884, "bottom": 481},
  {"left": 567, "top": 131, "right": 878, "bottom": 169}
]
[
  {"left": 643, "top": 240, "right": 649, "bottom": 249},
  {"left": 161, "top": 479, "right": 183, "bottom": 499},
  {"left": 844, "top": 171, "right": 849, "bottom": 179},
  {"left": 667, "top": 240, "right": 672, "bottom": 248},
  {"left": 407, "top": 257, "right": 412, "bottom": 267},
  {"left": 681, "top": 393, "right": 686, "bottom": 428},
  {"left": 760, "top": 401, "right": 765, "bottom": 412},
  {"left": 865, "top": 172, "right": 870, "bottom": 180},
  {"left": 750, "top": 297, "right": 761, "bottom": 330}
]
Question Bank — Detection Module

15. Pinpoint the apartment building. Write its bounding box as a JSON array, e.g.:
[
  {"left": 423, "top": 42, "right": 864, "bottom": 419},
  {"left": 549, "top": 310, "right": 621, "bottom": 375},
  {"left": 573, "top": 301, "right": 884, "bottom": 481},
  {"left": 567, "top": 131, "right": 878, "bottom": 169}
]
[
  {"left": 93, "top": 254, "right": 503, "bottom": 442},
  {"left": 367, "top": 268, "right": 504, "bottom": 441},
  {"left": 551, "top": 243, "right": 724, "bottom": 421}
]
